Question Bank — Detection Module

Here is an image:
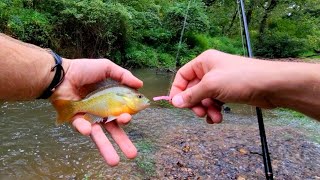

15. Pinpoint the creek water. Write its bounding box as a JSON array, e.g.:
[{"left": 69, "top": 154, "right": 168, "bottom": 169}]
[{"left": 0, "top": 69, "right": 319, "bottom": 179}]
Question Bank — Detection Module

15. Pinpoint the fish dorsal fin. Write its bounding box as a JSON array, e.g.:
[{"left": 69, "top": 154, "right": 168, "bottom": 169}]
[
  {"left": 78, "top": 79, "right": 121, "bottom": 99},
  {"left": 85, "top": 84, "right": 136, "bottom": 99},
  {"left": 85, "top": 79, "right": 118, "bottom": 97},
  {"left": 85, "top": 85, "right": 115, "bottom": 98}
]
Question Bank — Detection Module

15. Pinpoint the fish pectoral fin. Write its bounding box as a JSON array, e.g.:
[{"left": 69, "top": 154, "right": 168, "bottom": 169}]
[
  {"left": 83, "top": 114, "right": 104, "bottom": 123},
  {"left": 83, "top": 114, "right": 118, "bottom": 124},
  {"left": 105, "top": 115, "right": 117, "bottom": 123}
]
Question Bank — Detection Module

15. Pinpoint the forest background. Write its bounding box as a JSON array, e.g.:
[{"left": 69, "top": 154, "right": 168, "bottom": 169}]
[{"left": 0, "top": 0, "right": 319, "bottom": 69}]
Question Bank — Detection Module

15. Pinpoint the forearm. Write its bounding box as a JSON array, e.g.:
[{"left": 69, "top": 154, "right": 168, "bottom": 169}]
[
  {"left": 265, "top": 61, "right": 320, "bottom": 120},
  {"left": 0, "top": 33, "right": 68, "bottom": 101}
]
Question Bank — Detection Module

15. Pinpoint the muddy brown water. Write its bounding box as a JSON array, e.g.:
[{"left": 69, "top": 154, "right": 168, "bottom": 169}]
[{"left": 0, "top": 69, "right": 319, "bottom": 179}]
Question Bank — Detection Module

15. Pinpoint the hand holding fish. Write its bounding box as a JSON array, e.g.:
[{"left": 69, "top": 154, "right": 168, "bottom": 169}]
[
  {"left": 0, "top": 34, "right": 147, "bottom": 166},
  {"left": 50, "top": 58, "right": 144, "bottom": 166}
]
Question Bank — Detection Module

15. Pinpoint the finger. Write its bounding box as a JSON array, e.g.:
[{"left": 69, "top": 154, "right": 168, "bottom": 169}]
[
  {"left": 72, "top": 116, "right": 92, "bottom": 136},
  {"left": 202, "top": 98, "right": 224, "bottom": 110},
  {"left": 172, "top": 80, "right": 211, "bottom": 108},
  {"left": 191, "top": 105, "right": 207, "bottom": 117},
  {"left": 116, "top": 113, "right": 132, "bottom": 126},
  {"left": 190, "top": 100, "right": 222, "bottom": 122},
  {"left": 90, "top": 124, "right": 120, "bottom": 166},
  {"left": 207, "top": 106, "right": 223, "bottom": 123},
  {"left": 169, "top": 50, "right": 214, "bottom": 97},
  {"left": 104, "top": 122, "right": 137, "bottom": 159},
  {"left": 201, "top": 98, "right": 214, "bottom": 107},
  {"left": 170, "top": 61, "right": 199, "bottom": 97},
  {"left": 106, "top": 61, "right": 143, "bottom": 89},
  {"left": 187, "top": 80, "right": 207, "bottom": 117}
]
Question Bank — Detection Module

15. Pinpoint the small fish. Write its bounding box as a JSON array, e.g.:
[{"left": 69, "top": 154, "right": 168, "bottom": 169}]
[{"left": 52, "top": 85, "right": 150, "bottom": 125}]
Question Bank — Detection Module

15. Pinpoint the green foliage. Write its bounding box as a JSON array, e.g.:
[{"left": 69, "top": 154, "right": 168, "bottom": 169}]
[
  {"left": 307, "top": 32, "right": 320, "bottom": 55},
  {"left": 57, "top": 0, "right": 132, "bottom": 57},
  {"left": 252, "top": 0, "right": 320, "bottom": 58},
  {"left": 8, "top": 10, "right": 51, "bottom": 46},
  {"left": 254, "top": 32, "right": 306, "bottom": 58},
  {"left": 158, "top": 53, "right": 175, "bottom": 68},
  {"left": 163, "top": 1, "right": 209, "bottom": 35},
  {"left": 0, "top": 1, "right": 52, "bottom": 46},
  {"left": 125, "top": 43, "right": 158, "bottom": 67},
  {"left": 0, "top": 0, "right": 319, "bottom": 67},
  {"left": 125, "top": 42, "right": 175, "bottom": 68},
  {"left": 205, "top": 0, "right": 237, "bottom": 36},
  {"left": 186, "top": 33, "right": 210, "bottom": 50},
  {"left": 210, "top": 36, "right": 244, "bottom": 55},
  {"left": 186, "top": 33, "right": 244, "bottom": 55},
  {"left": 0, "top": 2, "right": 8, "bottom": 29}
]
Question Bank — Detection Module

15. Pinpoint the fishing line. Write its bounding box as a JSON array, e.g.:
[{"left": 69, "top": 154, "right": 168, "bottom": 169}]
[
  {"left": 174, "top": 0, "right": 192, "bottom": 68},
  {"left": 237, "top": 1, "right": 246, "bottom": 56},
  {"left": 167, "top": 0, "right": 192, "bottom": 95},
  {"left": 237, "top": 0, "right": 273, "bottom": 179},
  {"left": 165, "top": 2, "right": 273, "bottom": 179}
]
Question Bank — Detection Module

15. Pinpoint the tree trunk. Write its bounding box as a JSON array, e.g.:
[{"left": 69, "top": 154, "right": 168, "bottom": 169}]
[
  {"left": 258, "top": 0, "right": 278, "bottom": 41},
  {"left": 225, "top": 7, "right": 239, "bottom": 35},
  {"left": 246, "top": 0, "right": 256, "bottom": 25}
]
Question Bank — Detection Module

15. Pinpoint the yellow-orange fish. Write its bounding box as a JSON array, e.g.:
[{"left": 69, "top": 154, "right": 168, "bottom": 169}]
[{"left": 52, "top": 85, "right": 150, "bottom": 125}]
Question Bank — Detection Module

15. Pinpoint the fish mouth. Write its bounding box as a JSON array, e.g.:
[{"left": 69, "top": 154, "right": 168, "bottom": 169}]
[
  {"left": 138, "top": 103, "right": 150, "bottom": 111},
  {"left": 144, "top": 100, "right": 151, "bottom": 108}
]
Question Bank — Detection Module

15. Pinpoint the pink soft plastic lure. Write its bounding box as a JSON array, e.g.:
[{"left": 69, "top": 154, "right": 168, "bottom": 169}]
[{"left": 153, "top": 96, "right": 171, "bottom": 101}]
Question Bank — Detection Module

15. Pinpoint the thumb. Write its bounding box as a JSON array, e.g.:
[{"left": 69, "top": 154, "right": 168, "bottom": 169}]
[{"left": 171, "top": 81, "right": 211, "bottom": 108}]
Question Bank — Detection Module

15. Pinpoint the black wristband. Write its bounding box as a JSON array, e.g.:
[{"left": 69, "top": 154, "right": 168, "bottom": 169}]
[{"left": 37, "top": 51, "right": 65, "bottom": 99}]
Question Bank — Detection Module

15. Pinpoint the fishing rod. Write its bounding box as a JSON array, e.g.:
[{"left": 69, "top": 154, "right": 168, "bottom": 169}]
[
  {"left": 174, "top": 1, "right": 273, "bottom": 178},
  {"left": 237, "top": 0, "right": 273, "bottom": 179}
]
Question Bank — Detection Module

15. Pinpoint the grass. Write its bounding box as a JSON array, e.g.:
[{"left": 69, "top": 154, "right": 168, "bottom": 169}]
[
  {"left": 135, "top": 156, "right": 156, "bottom": 177},
  {"left": 299, "top": 51, "right": 320, "bottom": 62},
  {"left": 153, "top": 100, "right": 174, "bottom": 108},
  {"left": 135, "top": 140, "right": 155, "bottom": 153},
  {"left": 271, "top": 108, "right": 320, "bottom": 144},
  {"left": 134, "top": 139, "right": 157, "bottom": 178}
]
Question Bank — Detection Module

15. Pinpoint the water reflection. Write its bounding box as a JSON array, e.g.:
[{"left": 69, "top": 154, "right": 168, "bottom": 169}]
[{"left": 131, "top": 68, "right": 173, "bottom": 100}]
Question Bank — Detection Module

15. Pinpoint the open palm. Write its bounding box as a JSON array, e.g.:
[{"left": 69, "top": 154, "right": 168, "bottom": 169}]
[{"left": 50, "top": 58, "right": 143, "bottom": 166}]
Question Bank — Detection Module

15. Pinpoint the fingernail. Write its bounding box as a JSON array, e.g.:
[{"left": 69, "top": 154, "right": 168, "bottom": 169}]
[{"left": 172, "top": 95, "right": 184, "bottom": 107}]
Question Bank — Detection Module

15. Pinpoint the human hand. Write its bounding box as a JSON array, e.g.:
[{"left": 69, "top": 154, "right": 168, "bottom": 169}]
[
  {"left": 169, "top": 50, "right": 276, "bottom": 123},
  {"left": 50, "top": 58, "right": 143, "bottom": 166}
]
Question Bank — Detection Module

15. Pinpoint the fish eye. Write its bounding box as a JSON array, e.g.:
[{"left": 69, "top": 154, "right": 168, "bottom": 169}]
[{"left": 137, "top": 94, "right": 143, "bottom": 99}]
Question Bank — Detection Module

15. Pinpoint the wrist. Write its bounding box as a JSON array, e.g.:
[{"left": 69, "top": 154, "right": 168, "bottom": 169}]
[
  {"left": 61, "top": 58, "right": 71, "bottom": 77},
  {"left": 0, "top": 34, "right": 70, "bottom": 101},
  {"left": 49, "top": 58, "right": 74, "bottom": 102},
  {"left": 37, "top": 51, "right": 71, "bottom": 99}
]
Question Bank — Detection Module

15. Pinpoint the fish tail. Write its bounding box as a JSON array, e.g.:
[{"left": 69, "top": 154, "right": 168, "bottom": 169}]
[{"left": 52, "top": 99, "right": 76, "bottom": 125}]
